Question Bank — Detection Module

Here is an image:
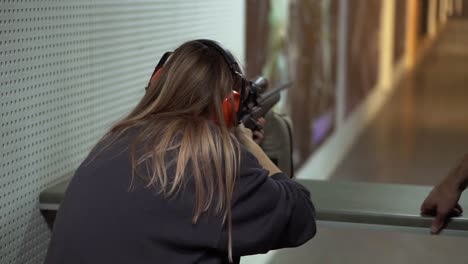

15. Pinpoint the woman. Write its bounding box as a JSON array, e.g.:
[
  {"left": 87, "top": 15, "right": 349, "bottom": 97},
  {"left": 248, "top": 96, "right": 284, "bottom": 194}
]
[{"left": 45, "top": 40, "right": 316, "bottom": 264}]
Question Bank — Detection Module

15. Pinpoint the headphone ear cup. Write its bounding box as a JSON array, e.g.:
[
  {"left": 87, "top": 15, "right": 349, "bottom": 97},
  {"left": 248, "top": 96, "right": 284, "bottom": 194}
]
[
  {"left": 149, "top": 68, "right": 163, "bottom": 87},
  {"left": 222, "top": 91, "right": 240, "bottom": 127}
]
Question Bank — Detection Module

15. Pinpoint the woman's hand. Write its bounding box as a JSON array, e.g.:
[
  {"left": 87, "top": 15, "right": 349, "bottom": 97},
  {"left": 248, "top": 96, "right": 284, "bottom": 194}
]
[
  {"left": 253, "top": 117, "right": 266, "bottom": 145},
  {"left": 236, "top": 118, "right": 266, "bottom": 146}
]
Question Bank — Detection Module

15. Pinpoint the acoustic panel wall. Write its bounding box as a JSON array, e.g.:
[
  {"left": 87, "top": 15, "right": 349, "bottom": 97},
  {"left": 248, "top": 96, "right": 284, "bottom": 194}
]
[{"left": 0, "top": 1, "right": 245, "bottom": 263}]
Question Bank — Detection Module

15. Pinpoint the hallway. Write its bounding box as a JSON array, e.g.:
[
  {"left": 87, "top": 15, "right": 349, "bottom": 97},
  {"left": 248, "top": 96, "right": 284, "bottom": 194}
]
[
  {"left": 247, "top": 18, "right": 468, "bottom": 264},
  {"left": 330, "top": 18, "right": 468, "bottom": 186}
]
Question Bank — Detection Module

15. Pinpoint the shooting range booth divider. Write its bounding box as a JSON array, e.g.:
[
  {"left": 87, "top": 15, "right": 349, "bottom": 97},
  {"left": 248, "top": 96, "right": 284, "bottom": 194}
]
[{"left": 39, "top": 174, "right": 468, "bottom": 236}]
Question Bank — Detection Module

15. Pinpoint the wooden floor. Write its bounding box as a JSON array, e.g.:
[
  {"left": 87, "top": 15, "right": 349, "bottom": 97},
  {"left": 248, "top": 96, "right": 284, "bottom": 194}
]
[{"left": 330, "top": 18, "right": 468, "bottom": 186}]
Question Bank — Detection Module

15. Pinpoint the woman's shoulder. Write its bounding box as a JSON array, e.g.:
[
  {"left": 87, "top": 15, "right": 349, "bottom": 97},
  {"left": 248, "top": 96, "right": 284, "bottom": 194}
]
[{"left": 80, "top": 127, "right": 139, "bottom": 168}]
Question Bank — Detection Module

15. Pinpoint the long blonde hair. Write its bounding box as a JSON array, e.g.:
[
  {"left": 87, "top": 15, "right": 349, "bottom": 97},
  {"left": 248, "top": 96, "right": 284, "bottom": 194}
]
[{"left": 104, "top": 40, "right": 243, "bottom": 260}]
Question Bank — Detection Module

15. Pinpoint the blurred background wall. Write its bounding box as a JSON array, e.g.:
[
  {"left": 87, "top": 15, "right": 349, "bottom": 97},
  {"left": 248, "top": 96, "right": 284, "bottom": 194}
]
[
  {"left": 246, "top": 0, "right": 385, "bottom": 167},
  {"left": 245, "top": 0, "right": 467, "bottom": 177},
  {"left": 345, "top": 1, "right": 381, "bottom": 115},
  {"left": 247, "top": 0, "right": 339, "bottom": 167},
  {"left": 394, "top": 0, "right": 407, "bottom": 65}
]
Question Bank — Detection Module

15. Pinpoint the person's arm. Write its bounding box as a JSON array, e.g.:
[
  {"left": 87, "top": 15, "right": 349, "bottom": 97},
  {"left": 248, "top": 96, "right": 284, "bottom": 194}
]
[
  {"left": 214, "top": 124, "right": 316, "bottom": 256},
  {"left": 215, "top": 143, "right": 316, "bottom": 257},
  {"left": 235, "top": 123, "right": 281, "bottom": 176},
  {"left": 421, "top": 154, "right": 468, "bottom": 234}
]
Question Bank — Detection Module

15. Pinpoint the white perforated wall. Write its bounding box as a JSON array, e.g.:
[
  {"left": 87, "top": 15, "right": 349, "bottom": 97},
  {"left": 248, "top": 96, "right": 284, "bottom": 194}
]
[{"left": 0, "top": 1, "right": 245, "bottom": 263}]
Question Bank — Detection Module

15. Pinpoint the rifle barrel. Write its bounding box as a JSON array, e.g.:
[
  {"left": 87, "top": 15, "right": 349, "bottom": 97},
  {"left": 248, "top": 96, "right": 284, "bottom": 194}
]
[{"left": 258, "top": 81, "right": 293, "bottom": 104}]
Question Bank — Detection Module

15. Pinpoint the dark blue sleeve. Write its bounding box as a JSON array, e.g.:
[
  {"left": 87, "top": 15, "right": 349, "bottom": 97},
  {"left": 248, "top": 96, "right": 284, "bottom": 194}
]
[{"left": 216, "top": 145, "right": 317, "bottom": 256}]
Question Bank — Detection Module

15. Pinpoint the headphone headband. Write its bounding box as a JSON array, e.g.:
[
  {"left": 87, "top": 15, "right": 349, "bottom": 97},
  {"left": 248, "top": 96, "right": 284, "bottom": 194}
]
[
  {"left": 195, "top": 39, "right": 243, "bottom": 75},
  {"left": 148, "top": 40, "right": 246, "bottom": 89}
]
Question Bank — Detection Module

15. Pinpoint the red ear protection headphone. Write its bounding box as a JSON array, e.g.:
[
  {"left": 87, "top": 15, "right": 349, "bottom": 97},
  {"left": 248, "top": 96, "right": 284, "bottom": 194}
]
[{"left": 146, "top": 40, "right": 247, "bottom": 127}]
